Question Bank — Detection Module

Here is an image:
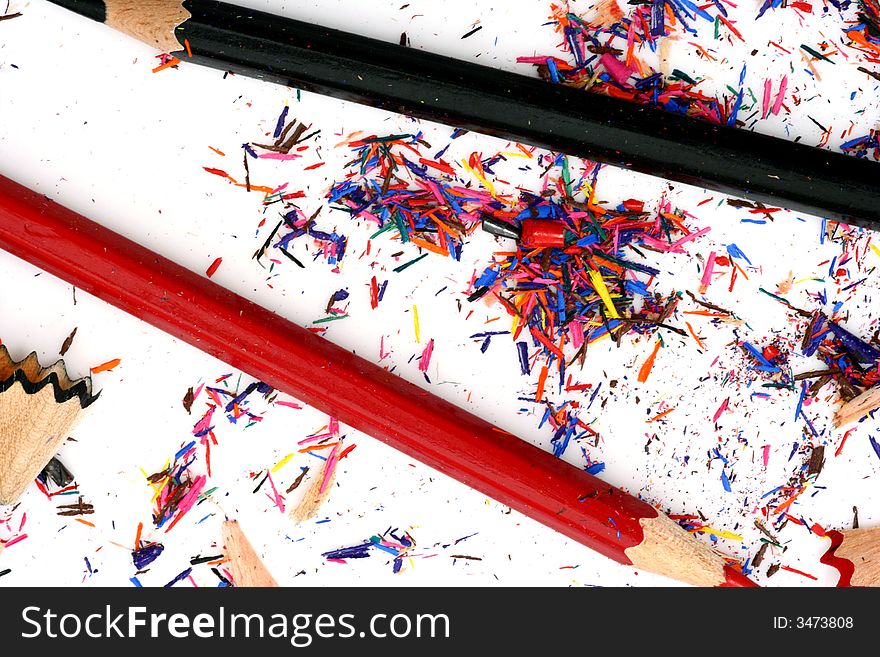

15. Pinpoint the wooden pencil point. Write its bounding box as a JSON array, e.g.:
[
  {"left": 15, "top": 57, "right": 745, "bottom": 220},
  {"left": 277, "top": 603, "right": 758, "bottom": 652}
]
[
  {"left": 289, "top": 457, "right": 337, "bottom": 524},
  {"left": 824, "top": 528, "right": 880, "bottom": 587},
  {"left": 105, "top": 0, "right": 190, "bottom": 53},
  {"left": 624, "top": 513, "right": 730, "bottom": 587},
  {"left": 222, "top": 520, "right": 278, "bottom": 587},
  {"left": 834, "top": 387, "right": 880, "bottom": 428},
  {"left": 0, "top": 346, "right": 97, "bottom": 504}
]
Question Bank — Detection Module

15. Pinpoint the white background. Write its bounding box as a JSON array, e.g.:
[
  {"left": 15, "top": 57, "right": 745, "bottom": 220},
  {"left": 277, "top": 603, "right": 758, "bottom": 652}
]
[{"left": 0, "top": 0, "right": 878, "bottom": 587}]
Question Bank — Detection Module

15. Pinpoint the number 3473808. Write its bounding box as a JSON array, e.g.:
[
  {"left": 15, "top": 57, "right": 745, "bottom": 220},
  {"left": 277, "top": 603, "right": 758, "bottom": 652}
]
[{"left": 774, "top": 617, "right": 854, "bottom": 629}]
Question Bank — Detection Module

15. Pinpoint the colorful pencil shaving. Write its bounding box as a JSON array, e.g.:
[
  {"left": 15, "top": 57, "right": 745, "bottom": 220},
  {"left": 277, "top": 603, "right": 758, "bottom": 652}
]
[
  {"left": 518, "top": 3, "right": 744, "bottom": 127},
  {"left": 0, "top": 505, "right": 28, "bottom": 558},
  {"left": 539, "top": 399, "right": 601, "bottom": 464},
  {"left": 188, "top": 374, "right": 279, "bottom": 478},
  {"left": 328, "top": 133, "right": 483, "bottom": 261},
  {"left": 251, "top": 127, "right": 710, "bottom": 447},
  {"left": 800, "top": 312, "right": 880, "bottom": 427},
  {"left": 267, "top": 207, "right": 348, "bottom": 269},
  {"left": 147, "top": 414, "right": 277, "bottom": 532},
  {"left": 320, "top": 129, "right": 704, "bottom": 385},
  {"left": 323, "top": 527, "right": 416, "bottom": 574},
  {"left": 852, "top": 0, "right": 880, "bottom": 44},
  {"left": 843, "top": 0, "right": 880, "bottom": 76},
  {"left": 290, "top": 417, "right": 353, "bottom": 523},
  {"left": 739, "top": 311, "right": 879, "bottom": 423},
  {"left": 862, "top": 0, "right": 880, "bottom": 29},
  {"left": 147, "top": 442, "right": 207, "bottom": 532},
  {"left": 841, "top": 130, "right": 880, "bottom": 161},
  {"left": 471, "top": 192, "right": 698, "bottom": 377}
]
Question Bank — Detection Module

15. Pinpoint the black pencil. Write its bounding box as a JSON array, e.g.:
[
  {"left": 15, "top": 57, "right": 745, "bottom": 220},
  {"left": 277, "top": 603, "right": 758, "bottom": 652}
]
[{"left": 45, "top": 0, "right": 880, "bottom": 231}]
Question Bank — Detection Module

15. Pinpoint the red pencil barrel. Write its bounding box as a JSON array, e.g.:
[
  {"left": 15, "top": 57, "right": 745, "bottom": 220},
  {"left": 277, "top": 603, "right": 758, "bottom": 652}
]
[{"left": 0, "top": 174, "right": 655, "bottom": 565}]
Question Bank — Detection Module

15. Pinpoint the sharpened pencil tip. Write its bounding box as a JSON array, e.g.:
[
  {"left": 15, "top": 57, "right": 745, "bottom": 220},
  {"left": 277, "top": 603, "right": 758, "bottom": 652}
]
[{"left": 481, "top": 216, "right": 521, "bottom": 241}]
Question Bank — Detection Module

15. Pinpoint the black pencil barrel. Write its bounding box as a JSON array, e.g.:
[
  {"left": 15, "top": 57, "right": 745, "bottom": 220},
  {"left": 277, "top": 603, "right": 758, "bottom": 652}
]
[
  {"left": 46, "top": 0, "right": 105, "bottom": 22},
  {"left": 50, "top": 0, "right": 880, "bottom": 230}
]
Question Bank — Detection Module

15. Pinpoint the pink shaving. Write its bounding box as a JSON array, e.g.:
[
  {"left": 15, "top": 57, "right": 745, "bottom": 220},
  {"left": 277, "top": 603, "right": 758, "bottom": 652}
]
[
  {"left": 762, "top": 78, "right": 772, "bottom": 119},
  {"left": 700, "top": 251, "right": 717, "bottom": 292},
  {"left": 320, "top": 443, "right": 341, "bottom": 494},
  {"left": 258, "top": 152, "right": 302, "bottom": 161},
  {"left": 771, "top": 75, "right": 788, "bottom": 115},
  {"left": 713, "top": 397, "right": 729, "bottom": 423},
  {"left": 418, "top": 339, "right": 435, "bottom": 373},
  {"left": 600, "top": 54, "right": 633, "bottom": 86}
]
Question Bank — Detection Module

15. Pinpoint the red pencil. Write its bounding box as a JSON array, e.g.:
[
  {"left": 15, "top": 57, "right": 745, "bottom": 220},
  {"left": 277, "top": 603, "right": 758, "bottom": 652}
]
[{"left": 0, "top": 174, "right": 756, "bottom": 586}]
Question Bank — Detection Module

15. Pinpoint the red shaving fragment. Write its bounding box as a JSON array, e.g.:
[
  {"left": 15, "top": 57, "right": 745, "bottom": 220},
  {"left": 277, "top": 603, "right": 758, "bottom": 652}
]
[
  {"left": 769, "top": 41, "right": 792, "bottom": 54},
  {"left": 206, "top": 257, "right": 223, "bottom": 278},
  {"left": 717, "top": 15, "right": 744, "bottom": 42},
  {"left": 835, "top": 428, "right": 856, "bottom": 457},
  {"left": 370, "top": 276, "right": 379, "bottom": 309},
  {"left": 780, "top": 565, "right": 817, "bottom": 580}
]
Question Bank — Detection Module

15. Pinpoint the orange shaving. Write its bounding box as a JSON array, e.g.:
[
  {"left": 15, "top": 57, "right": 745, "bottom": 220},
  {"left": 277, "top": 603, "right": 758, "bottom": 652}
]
[
  {"left": 646, "top": 407, "right": 676, "bottom": 423},
  {"left": 152, "top": 57, "right": 181, "bottom": 73},
  {"left": 535, "top": 365, "right": 549, "bottom": 402},
  {"left": 91, "top": 358, "right": 121, "bottom": 374},
  {"left": 683, "top": 310, "right": 728, "bottom": 317},
  {"left": 298, "top": 442, "right": 341, "bottom": 454},
  {"left": 637, "top": 340, "right": 661, "bottom": 383},
  {"left": 685, "top": 322, "right": 706, "bottom": 351},
  {"left": 408, "top": 235, "right": 449, "bottom": 257}
]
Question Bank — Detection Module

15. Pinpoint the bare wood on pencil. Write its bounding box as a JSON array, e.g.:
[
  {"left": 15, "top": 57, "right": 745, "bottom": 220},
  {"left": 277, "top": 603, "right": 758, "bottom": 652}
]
[
  {"left": 0, "top": 347, "right": 92, "bottom": 504},
  {"left": 624, "top": 513, "right": 728, "bottom": 587},
  {"left": 835, "top": 387, "right": 880, "bottom": 428},
  {"left": 834, "top": 528, "right": 880, "bottom": 586},
  {"left": 3, "top": 350, "right": 92, "bottom": 398},
  {"left": 221, "top": 520, "right": 278, "bottom": 587},
  {"left": 289, "top": 458, "right": 336, "bottom": 524},
  {"left": 104, "top": 0, "right": 189, "bottom": 53},
  {"left": 0, "top": 383, "right": 83, "bottom": 504}
]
